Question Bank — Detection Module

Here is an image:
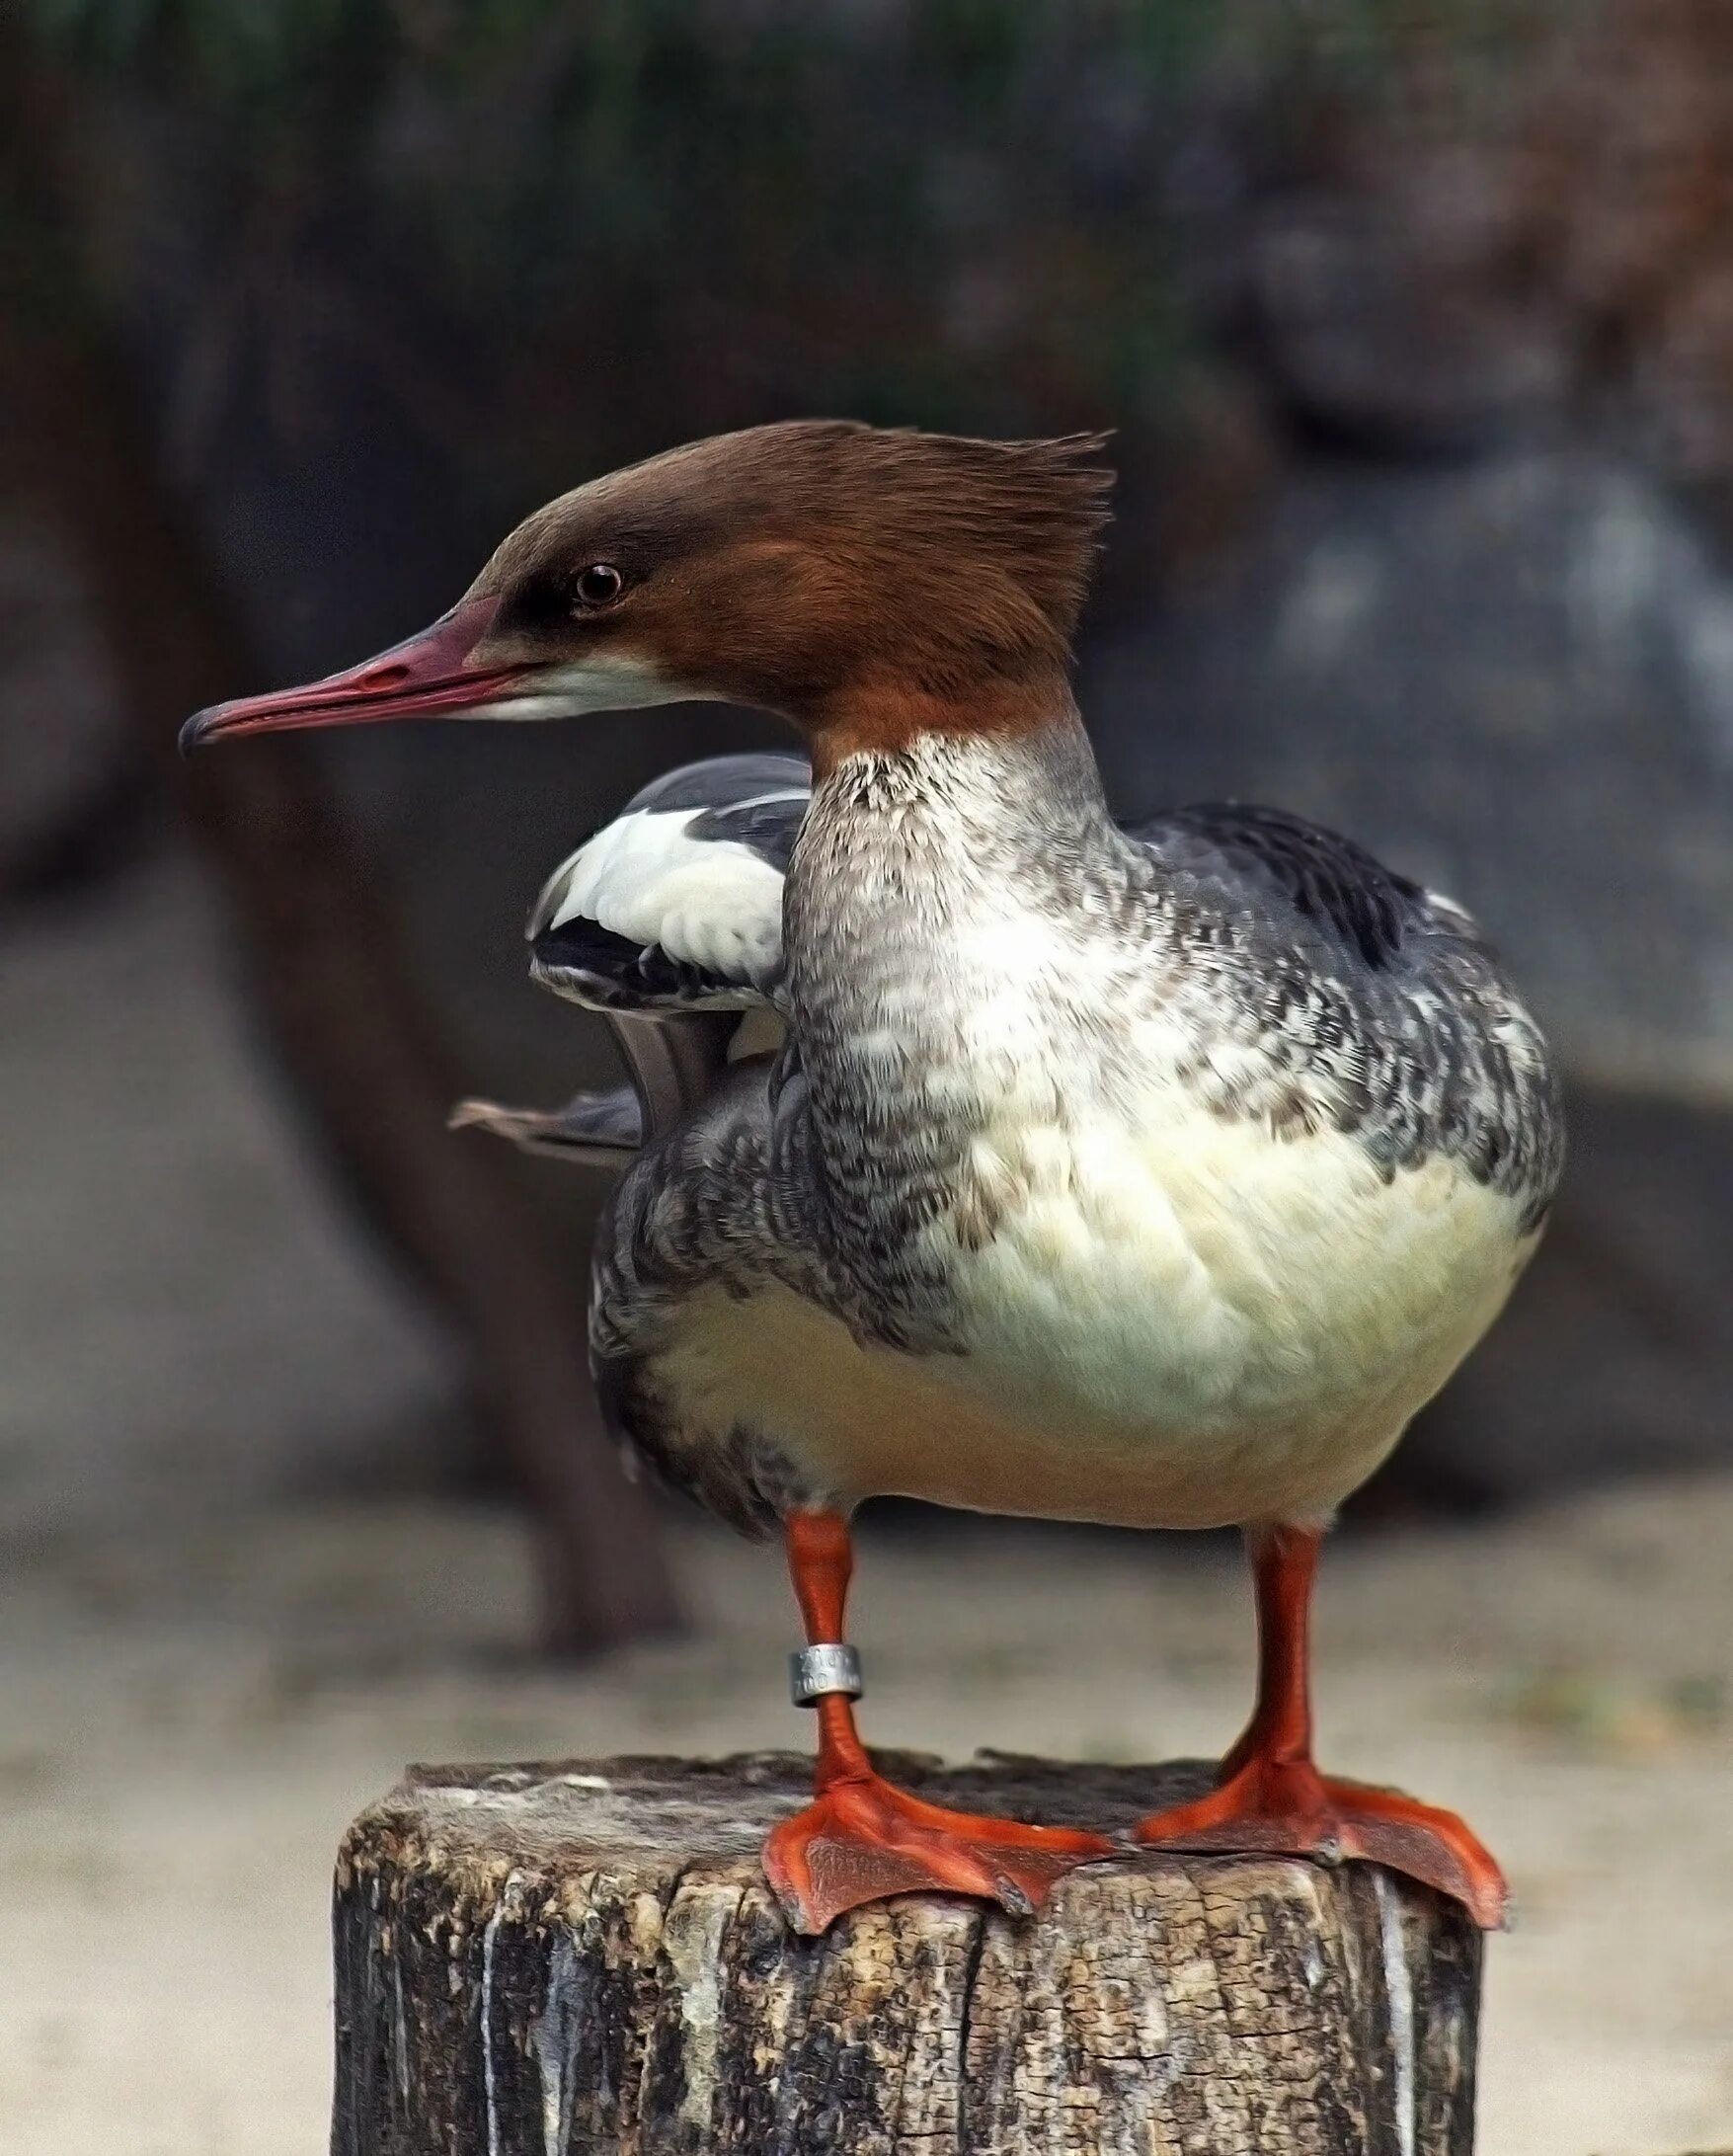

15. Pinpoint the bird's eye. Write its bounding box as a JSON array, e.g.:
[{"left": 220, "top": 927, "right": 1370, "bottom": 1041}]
[{"left": 573, "top": 563, "right": 624, "bottom": 609}]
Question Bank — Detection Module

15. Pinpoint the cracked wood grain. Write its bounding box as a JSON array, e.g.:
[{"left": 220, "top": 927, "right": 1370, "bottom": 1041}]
[{"left": 331, "top": 1754, "right": 1480, "bottom": 2156}]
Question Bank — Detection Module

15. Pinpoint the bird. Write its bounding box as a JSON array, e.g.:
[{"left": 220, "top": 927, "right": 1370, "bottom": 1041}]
[{"left": 183, "top": 420, "right": 1563, "bottom": 1936}]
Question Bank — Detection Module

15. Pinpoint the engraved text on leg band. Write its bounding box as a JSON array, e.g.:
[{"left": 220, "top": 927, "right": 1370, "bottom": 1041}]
[{"left": 789, "top": 1643, "right": 864, "bottom": 1707}]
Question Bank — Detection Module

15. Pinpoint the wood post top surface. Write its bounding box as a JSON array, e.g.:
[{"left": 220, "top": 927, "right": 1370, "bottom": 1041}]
[{"left": 341, "top": 1750, "right": 1220, "bottom": 1889}]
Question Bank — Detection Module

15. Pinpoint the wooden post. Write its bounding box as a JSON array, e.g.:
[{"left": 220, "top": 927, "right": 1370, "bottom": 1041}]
[{"left": 332, "top": 1754, "right": 1480, "bottom": 2155}]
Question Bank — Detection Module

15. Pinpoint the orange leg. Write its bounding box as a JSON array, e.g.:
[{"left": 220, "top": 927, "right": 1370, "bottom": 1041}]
[
  {"left": 1132, "top": 1523, "right": 1508, "bottom": 1928},
  {"left": 762, "top": 1511, "right": 1111, "bottom": 1934}
]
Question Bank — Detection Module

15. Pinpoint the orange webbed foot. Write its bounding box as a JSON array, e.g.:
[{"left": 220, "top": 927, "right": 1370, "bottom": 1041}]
[
  {"left": 764, "top": 1772, "right": 1113, "bottom": 1935},
  {"left": 1131, "top": 1756, "right": 1508, "bottom": 1928}
]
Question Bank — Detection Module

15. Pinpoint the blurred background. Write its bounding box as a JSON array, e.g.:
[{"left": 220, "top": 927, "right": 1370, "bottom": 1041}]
[{"left": 3, "top": 3, "right": 1732, "bottom": 2151}]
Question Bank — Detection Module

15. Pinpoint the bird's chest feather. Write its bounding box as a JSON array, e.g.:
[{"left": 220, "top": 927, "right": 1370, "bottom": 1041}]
[
  {"left": 767, "top": 776, "right": 1534, "bottom": 1521},
  {"left": 840, "top": 911, "right": 1518, "bottom": 1417},
  {"left": 652, "top": 1080, "right": 1531, "bottom": 1530}
]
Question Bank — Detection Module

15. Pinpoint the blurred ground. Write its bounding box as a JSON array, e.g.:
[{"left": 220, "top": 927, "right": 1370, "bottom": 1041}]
[{"left": 2, "top": 1487, "right": 1730, "bottom": 2156}]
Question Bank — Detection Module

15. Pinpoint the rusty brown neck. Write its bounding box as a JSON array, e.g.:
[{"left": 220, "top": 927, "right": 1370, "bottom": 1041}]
[{"left": 804, "top": 662, "right": 1077, "bottom": 777}]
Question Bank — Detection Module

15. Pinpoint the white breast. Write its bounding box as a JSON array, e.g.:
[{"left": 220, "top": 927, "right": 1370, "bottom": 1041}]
[
  {"left": 932, "top": 888, "right": 1534, "bottom": 1521},
  {"left": 940, "top": 1092, "right": 1530, "bottom": 1517},
  {"left": 647, "top": 1087, "right": 1532, "bottom": 1535}
]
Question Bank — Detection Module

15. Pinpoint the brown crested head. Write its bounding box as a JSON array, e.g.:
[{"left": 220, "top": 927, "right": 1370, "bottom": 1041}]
[
  {"left": 468, "top": 420, "right": 1113, "bottom": 712},
  {"left": 180, "top": 420, "right": 1113, "bottom": 757}
]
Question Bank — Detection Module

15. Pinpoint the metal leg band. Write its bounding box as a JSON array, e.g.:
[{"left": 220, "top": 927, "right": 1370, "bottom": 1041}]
[{"left": 789, "top": 1642, "right": 863, "bottom": 1707}]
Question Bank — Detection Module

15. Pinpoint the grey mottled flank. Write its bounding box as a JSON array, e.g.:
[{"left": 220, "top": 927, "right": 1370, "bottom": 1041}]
[
  {"left": 587, "top": 721, "right": 1562, "bottom": 1533},
  {"left": 591, "top": 1059, "right": 830, "bottom": 1532}
]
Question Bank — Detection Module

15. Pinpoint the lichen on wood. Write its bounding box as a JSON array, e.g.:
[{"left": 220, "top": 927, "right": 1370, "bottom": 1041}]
[{"left": 331, "top": 1753, "right": 1480, "bottom": 2155}]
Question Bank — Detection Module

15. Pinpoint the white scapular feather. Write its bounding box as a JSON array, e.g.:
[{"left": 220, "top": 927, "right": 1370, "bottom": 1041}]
[{"left": 533, "top": 809, "right": 786, "bottom": 984}]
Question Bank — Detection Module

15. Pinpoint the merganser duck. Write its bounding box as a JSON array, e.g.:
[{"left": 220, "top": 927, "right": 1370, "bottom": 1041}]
[{"left": 184, "top": 422, "right": 1563, "bottom": 1935}]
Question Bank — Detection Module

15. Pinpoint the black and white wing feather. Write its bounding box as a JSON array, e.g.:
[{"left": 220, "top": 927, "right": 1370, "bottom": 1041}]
[
  {"left": 460, "top": 756, "right": 811, "bottom": 1164},
  {"left": 528, "top": 753, "right": 810, "bottom": 1011}
]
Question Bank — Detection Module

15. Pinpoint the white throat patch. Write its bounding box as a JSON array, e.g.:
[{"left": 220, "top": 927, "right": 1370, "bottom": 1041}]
[{"left": 471, "top": 653, "right": 704, "bottom": 720}]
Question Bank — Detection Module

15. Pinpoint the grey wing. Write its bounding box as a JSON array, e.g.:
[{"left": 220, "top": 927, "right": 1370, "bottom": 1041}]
[
  {"left": 1133, "top": 801, "right": 1564, "bottom": 1223},
  {"left": 1128, "top": 801, "right": 1432, "bottom": 972}
]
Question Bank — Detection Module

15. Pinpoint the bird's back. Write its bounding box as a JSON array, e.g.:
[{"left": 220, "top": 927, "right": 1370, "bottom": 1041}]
[{"left": 518, "top": 749, "right": 1562, "bottom": 1234}]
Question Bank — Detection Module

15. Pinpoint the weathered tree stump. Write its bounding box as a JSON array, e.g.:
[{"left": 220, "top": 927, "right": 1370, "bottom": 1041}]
[{"left": 333, "top": 1754, "right": 1481, "bottom": 2156}]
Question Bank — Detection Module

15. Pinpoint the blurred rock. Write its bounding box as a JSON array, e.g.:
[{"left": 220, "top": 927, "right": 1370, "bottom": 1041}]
[
  {"left": 1411, "top": 1084, "right": 1733, "bottom": 1506},
  {"left": 1247, "top": 164, "right": 1564, "bottom": 452},
  {"left": 1086, "top": 449, "right": 1733, "bottom": 1095},
  {"left": 1226, "top": 0, "right": 1733, "bottom": 517},
  {"left": 1506, "top": 0, "right": 1733, "bottom": 522}
]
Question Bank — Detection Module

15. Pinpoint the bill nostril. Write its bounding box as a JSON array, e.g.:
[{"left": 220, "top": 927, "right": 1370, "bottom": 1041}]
[{"left": 359, "top": 663, "right": 412, "bottom": 690}]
